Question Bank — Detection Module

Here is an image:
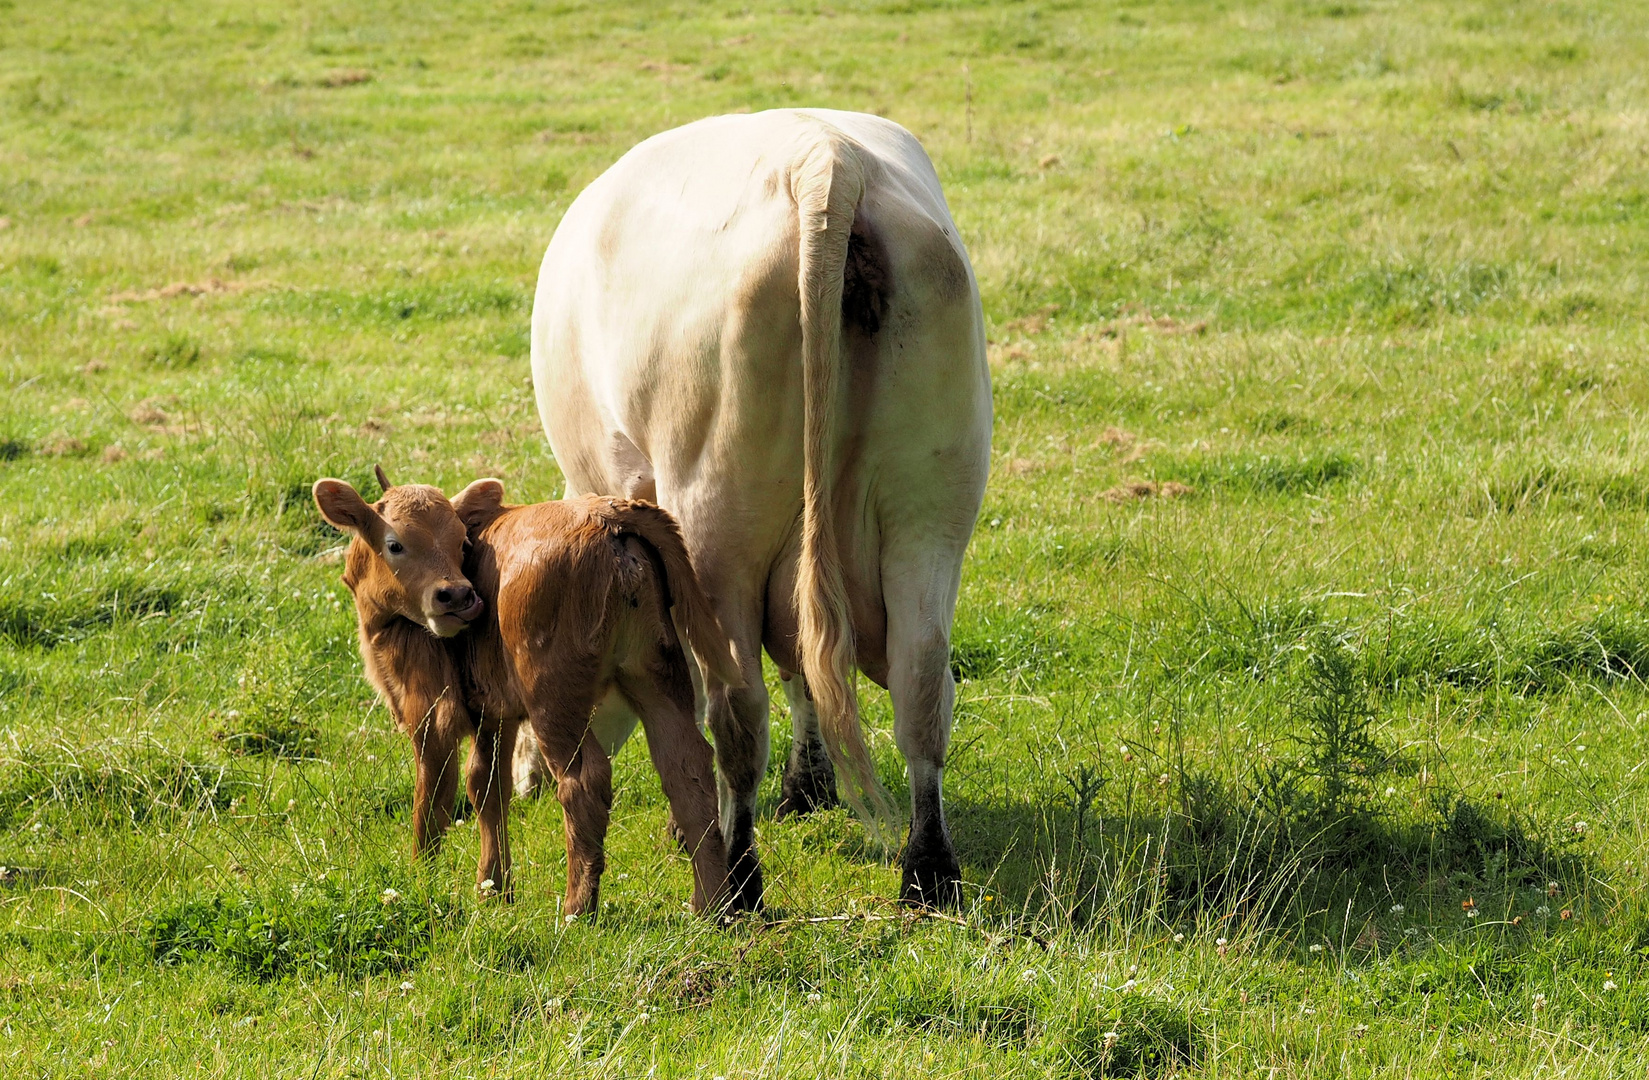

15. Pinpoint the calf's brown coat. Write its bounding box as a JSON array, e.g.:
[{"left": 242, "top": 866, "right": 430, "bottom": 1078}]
[{"left": 313, "top": 471, "right": 735, "bottom": 915}]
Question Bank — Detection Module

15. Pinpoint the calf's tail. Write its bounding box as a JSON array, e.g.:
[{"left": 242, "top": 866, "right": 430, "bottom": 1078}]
[
  {"left": 791, "top": 126, "right": 899, "bottom": 850},
  {"left": 612, "top": 501, "right": 744, "bottom": 690}
]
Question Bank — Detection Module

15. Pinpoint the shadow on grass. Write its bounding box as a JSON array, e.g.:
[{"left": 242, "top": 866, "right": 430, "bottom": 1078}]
[{"left": 943, "top": 631, "right": 1595, "bottom": 939}]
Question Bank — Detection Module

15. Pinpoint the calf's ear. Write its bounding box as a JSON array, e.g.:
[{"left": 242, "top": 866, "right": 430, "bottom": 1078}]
[
  {"left": 313, "top": 478, "right": 380, "bottom": 535},
  {"left": 451, "top": 478, "right": 506, "bottom": 528}
]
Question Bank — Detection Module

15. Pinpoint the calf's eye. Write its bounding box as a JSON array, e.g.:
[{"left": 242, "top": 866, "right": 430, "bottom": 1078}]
[{"left": 386, "top": 539, "right": 404, "bottom": 554}]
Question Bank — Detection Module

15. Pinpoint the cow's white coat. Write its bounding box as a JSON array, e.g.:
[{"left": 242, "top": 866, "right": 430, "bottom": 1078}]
[{"left": 527, "top": 108, "right": 991, "bottom": 904}]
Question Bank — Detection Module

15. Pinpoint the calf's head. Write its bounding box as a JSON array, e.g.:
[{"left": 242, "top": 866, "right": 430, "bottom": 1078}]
[{"left": 312, "top": 469, "right": 498, "bottom": 638}]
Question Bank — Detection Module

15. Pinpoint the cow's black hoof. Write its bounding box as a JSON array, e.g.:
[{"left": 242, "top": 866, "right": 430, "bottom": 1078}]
[
  {"left": 901, "top": 839, "right": 962, "bottom": 910},
  {"left": 776, "top": 755, "right": 838, "bottom": 817}
]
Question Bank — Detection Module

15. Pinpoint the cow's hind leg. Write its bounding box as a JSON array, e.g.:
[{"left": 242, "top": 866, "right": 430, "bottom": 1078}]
[
  {"left": 776, "top": 671, "right": 838, "bottom": 817},
  {"left": 884, "top": 555, "right": 965, "bottom": 909}
]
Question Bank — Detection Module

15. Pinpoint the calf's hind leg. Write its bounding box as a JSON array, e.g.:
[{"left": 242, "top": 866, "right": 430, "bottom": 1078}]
[
  {"left": 620, "top": 655, "right": 730, "bottom": 914},
  {"left": 533, "top": 722, "right": 613, "bottom": 917}
]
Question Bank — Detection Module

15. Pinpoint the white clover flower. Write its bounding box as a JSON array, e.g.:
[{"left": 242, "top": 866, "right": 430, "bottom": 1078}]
[
  {"left": 1604, "top": 979, "right": 1619, "bottom": 992},
  {"left": 1309, "top": 944, "right": 1324, "bottom": 953},
  {"left": 806, "top": 992, "right": 821, "bottom": 1004},
  {"left": 1532, "top": 993, "right": 1547, "bottom": 1013},
  {"left": 380, "top": 888, "right": 400, "bottom": 905},
  {"left": 1384, "top": 786, "right": 1396, "bottom": 797},
  {"left": 1172, "top": 933, "right": 1185, "bottom": 943},
  {"left": 399, "top": 981, "right": 414, "bottom": 993},
  {"left": 479, "top": 879, "right": 497, "bottom": 897},
  {"left": 1215, "top": 937, "right": 1228, "bottom": 947},
  {"left": 1102, "top": 1031, "right": 1119, "bottom": 1049},
  {"left": 1536, "top": 905, "right": 1551, "bottom": 917},
  {"left": 1390, "top": 904, "right": 1405, "bottom": 915}
]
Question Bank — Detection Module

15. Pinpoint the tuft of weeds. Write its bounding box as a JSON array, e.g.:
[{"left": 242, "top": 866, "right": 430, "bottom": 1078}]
[
  {"left": 866, "top": 967, "right": 1042, "bottom": 1044},
  {"left": 143, "top": 333, "right": 203, "bottom": 369},
  {"left": 1173, "top": 450, "right": 1357, "bottom": 496},
  {"left": 1180, "top": 597, "right": 1321, "bottom": 679},
  {"left": 1435, "top": 795, "right": 1583, "bottom": 888},
  {"left": 146, "top": 877, "right": 450, "bottom": 981},
  {"left": 0, "top": 741, "right": 254, "bottom": 829},
  {"left": 0, "top": 564, "right": 249, "bottom": 650},
  {"left": 951, "top": 604, "right": 1088, "bottom": 682},
  {"left": 1046, "top": 995, "right": 1200, "bottom": 1077},
  {"left": 1286, "top": 630, "right": 1387, "bottom": 823},
  {"left": 1484, "top": 462, "right": 1649, "bottom": 515},
  {"left": 427, "top": 981, "right": 535, "bottom": 1045},
  {"left": 214, "top": 641, "right": 330, "bottom": 760}
]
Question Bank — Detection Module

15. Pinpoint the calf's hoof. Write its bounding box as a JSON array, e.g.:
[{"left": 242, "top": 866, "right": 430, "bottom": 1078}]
[{"left": 901, "top": 842, "right": 962, "bottom": 910}]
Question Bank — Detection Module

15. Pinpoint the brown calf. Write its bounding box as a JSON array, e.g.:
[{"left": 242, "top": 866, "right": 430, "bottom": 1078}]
[{"left": 312, "top": 468, "right": 736, "bottom": 915}]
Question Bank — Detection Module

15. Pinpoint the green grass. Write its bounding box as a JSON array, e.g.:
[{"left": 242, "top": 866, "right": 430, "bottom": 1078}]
[{"left": 4, "top": 0, "right": 1649, "bottom": 1074}]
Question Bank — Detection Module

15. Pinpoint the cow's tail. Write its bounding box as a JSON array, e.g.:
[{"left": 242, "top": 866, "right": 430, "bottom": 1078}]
[
  {"left": 613, "top": 501, "right": 745, "bottom": 690},
  {"left": 792, "top": 129, "right": 899, "bottom": 851}
]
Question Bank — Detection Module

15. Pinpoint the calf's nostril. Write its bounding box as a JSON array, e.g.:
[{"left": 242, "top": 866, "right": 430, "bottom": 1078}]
[{"left": 435, "top": 587, "right": 453, "bottom": 605}]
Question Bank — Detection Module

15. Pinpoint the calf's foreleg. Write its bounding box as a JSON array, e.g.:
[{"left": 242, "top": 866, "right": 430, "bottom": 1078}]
[
  {"left": 410, "top": 713, "right": 462, "bottom": 858},
  {"left": 467, "top": 719, "right": 518, "bottom": 901}
]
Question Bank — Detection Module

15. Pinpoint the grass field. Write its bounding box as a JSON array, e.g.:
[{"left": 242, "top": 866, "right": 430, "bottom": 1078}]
[{"left": 4, "top": 0, "right": 1649, "bottom": 1074}]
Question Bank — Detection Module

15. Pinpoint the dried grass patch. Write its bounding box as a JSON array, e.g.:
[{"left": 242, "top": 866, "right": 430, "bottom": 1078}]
[
  {"left": 109, "top": 279, "right": 249, "bottom": 304},
  {"left": 318, "top": 69, "right": 373, "bottom": 88},
  {"left": 1100, "top": 479, "right": 1193, "bottom": 503}
]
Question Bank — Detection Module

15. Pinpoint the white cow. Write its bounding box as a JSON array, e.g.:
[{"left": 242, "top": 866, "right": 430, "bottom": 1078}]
[{"left": 527, "top": 108, "right": 991, "bottom": 907}]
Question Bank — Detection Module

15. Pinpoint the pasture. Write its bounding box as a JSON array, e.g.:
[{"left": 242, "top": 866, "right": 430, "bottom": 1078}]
[{"left": 3, "top": 0, "right": 1649, "bottom": 1074}]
